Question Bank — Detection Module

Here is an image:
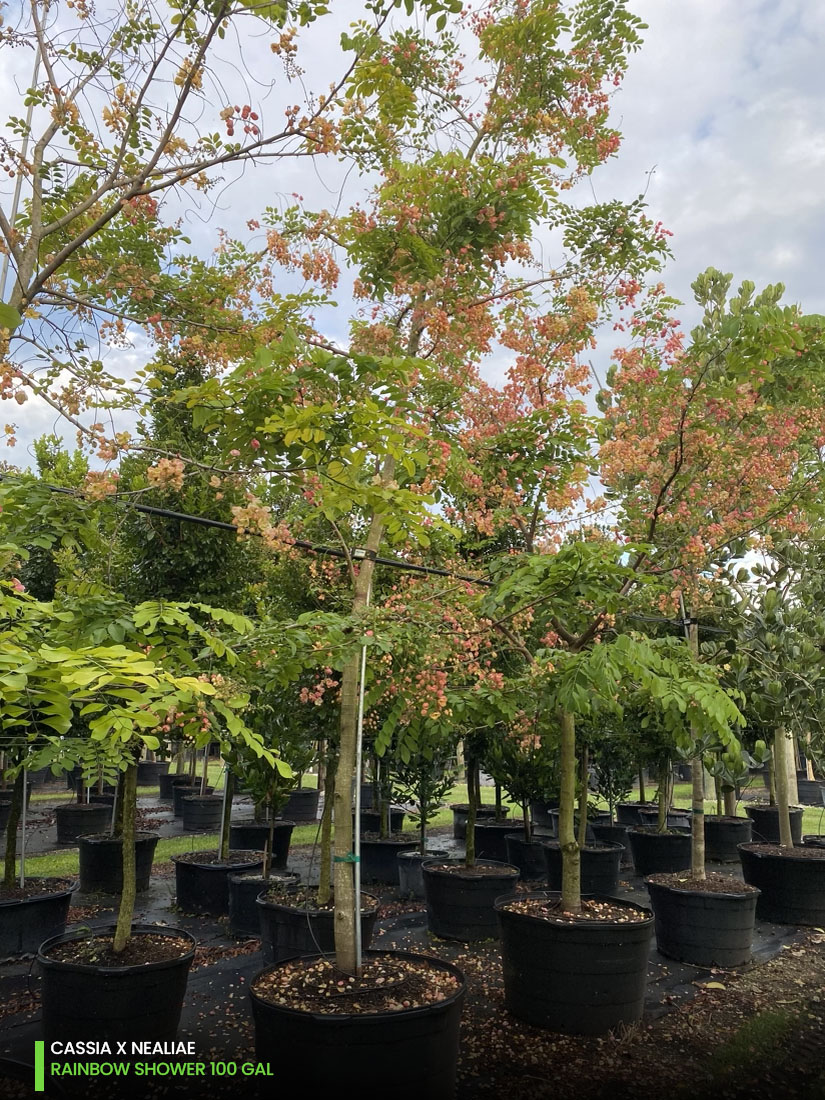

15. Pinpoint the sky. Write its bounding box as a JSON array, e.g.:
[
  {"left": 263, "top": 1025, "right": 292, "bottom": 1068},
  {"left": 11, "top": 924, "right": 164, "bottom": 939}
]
[{"left": 2, "top": 0, "right": 825, "bottom": 462}]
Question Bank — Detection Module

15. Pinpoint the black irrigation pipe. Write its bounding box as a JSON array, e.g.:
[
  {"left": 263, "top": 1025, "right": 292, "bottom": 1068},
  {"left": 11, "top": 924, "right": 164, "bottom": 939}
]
[{"left": 11, "top": 478, "right": 495, "bottom": 588}]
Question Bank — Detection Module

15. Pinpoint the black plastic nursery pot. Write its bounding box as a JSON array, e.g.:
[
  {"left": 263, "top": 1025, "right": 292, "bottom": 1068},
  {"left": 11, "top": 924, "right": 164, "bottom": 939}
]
[
  {"left": 55, "top": 802, "right": 112, "bottom": 844},
  {"left": 38, "top": 924, "right": 195, "bottom": 1045},
  {"left": 181, "top": 794, "right": 224, "bottom": 832},
  {"left": 616, "top": 802, "right": 657, "bottom": 826},
  {"left": 136, "top": 760, "right": 170, "bottom": 787},
  {"left": 172, "top": 850, "right": 264, "bottom": 916},
  {"left": 530, "top": 799, "right": 559, "bottom": 831},
  {"left": 505, "top": 834, "right": 548, "bottom": 881},
  {"left": 450, "top": 803, "right": 506, "bottom": 841},
  {"left": 227, "top": 871, "right": 301, "bottom": 937},
  {"left": 172, "top": 783, "right": 214, "bottom": 816},
  {"left": 78, "top": 832, "right": 159, "bottom": 894},
  {"left": 591, "top": 823, "right": 632, "bottom": 866},
  {"left": 397, "top": 849, "right": 450, "bottom": 898},
  {"left": 356, "top": 806, "right": 405, "bottom": 834},
  {"left": 474, "top": 819, "right": 525, "bottom": 863},
  {"left": 495, "top": 892, "right": 654, "bottom": 1035},
  {"left": 282, "top": 786, "right": 320, "bottom": 822},
  {"left": 796, "top": 778, "right": 825, "bottom": 806},
  {"left": 645, "top": 875, "right": 759, "bottom": 967},
  {"left": 803, "top": 834, "right": 825, "bottom": 850},
  {"left": 627, "top": 826, "right": 692, "bottom": 876},
  {"left": 359, "top": 836, "right": 419, "bottom": 883},
  {"left": 703, "top": 815, "right": 753, "bottom": 862},
  {"left": 229, "top": 820, "right": 295, "bottom": 869},
  {"left": 745, "top": 804, "right": 804, "bottom": 845},
  {"left": 739, "top": 843, "right": 825, "bottom": 925},
  {"left": 422, "top": 858, "right": 520, "bottom": 941},
  {"left": 256, "top": 886, "right": 380, "bottom": 963},
  {"left": 639, "top": 809, "right": 691, "bottom": 830},
  {"left": 249, "top": 951, "right": 466, "bottom": 1100},
  {"left": 0, "top": 879, "right": 75, "bottom": 957},
  {"left": 543, "top": 841, "right": 624, "bottom": 895},
  {"left": 158, "top": 772, "right": 190, "bottom": 800}
]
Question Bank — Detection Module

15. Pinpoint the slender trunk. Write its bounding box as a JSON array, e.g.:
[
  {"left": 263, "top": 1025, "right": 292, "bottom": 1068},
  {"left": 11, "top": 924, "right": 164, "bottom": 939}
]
[
  {"left": 691, "top": 757, "right": 705, "bottom": 879},
  {"left": 638, "top": 764, "right": 646, "bottom": 805},
  {"left": 768, "top": 757, "right": 776, "bottom": 805},
  {"left": 465, "top": 797, "right": 476, "bottom": 868},
  {"left": 657, "top": 762, "right": 669, "bottom": 833},
  {"left": 317, "top": 739, "right": 325, "bottom": 796},
  {"left": 218, "top": 769, "right": 234, "bottom": 861},
  {"left": 523, "top": 803, "right": 531, "bottom": 843},
  {"left": 714, "top": 773, "right": 723, "bottom": 817},
  {"left": 111, "top": 772, "right": 125, "bottom": 838},
  {"left": 200, "top": 745, "right": 209, "bottom": 795},
  {"left": 188, "top": 746, "right": 196, "bottom": 783},
  {"left": 774, "top": 727, "right": 794, "bottom": 847},
  {"left": 263, "top": 810, "right": 274, "bottom": 880},
  {"left": 577, "top": 743, "right": 589, "bottom": 849},
  {"left": 608, "top": 772, "right": 615, "bottom": 826},
  {"left": 723, "top": 787, "right": 737, "bottom": 817},
  {"left": 113, "top": 763, "right": 137, "bottom": 953},
  {"left": 786, "top": 732, "right": 799, "bottom": 808},
  {"left": 3, "top": 771, "right": 23, "bottom": 889},
  {"left": 317, "top": 771, "right": 334, "bottom": 905},
  {"left": 806, "top": 732, "right": 816, "bottom": 781},
  {"left": 494, "top": 781, "right": 503, "bottom": 823},
  {"left": 559, "top": 710, "right": 581, "bottom": 914}
]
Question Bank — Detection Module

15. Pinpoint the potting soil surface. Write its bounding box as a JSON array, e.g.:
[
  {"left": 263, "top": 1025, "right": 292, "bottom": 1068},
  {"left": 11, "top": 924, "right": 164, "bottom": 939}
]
[{"left": 2, "top": 812, "right": 824, "bottom": 1100}]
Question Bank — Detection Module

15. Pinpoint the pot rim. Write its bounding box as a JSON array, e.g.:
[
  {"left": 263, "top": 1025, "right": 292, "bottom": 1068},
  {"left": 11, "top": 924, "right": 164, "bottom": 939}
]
[
  {"left": 738, "top": 841, "right": 825, "bottom": 862},
  {"left": 229, "top": 870, "right": 300, "bottom": 885},
  {"left": 744, "top": 803, "right": 803, "bottom": 813},
  {"left": 76, "top": 831, "right": 159, "bottom": 846},
  {"left": 628, "top": 825, "right": 692, "bottom": 836},
  {"left": 420, "top": 857, "right": 519, "bottom": 879},
  {"left": 494, "top": 889, "right": 653, "bottom": 926},
  {"left": 230, "top": 819, "right": 296, "bottom": 829},
  {"left": 249, "top": 948, "right": 466, "bottom": 1022},
  {"left": 255, "top": 887, "right": 379, "bottom": 916},
  {"left": 644, "top": 874, "right": 760, "bottom": 900},
  {"left": 396, "top": 848, "right": 450, "bottom": 861},
  {"left": 0, "top": 878, "right": 77, "bottom": 910},
  {"left": 171, "top": 848, "right": 264, "bottom": 870},
  {"left": 37, "top": 923, "right": 196, "bottom": 975},
  {"left": 541, "top": 839, "right": 625, "bottom": 853}
]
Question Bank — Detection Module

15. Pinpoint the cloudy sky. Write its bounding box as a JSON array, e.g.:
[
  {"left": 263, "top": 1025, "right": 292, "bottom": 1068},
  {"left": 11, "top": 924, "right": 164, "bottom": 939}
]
[{"left": 2, "top": 0, "right": 824, "bottom": 461}]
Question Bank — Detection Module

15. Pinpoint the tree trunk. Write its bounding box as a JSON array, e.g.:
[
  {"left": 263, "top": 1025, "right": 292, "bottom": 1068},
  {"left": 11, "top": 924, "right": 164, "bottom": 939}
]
[
  {"left": 113, "top": 763, "right": 137, "bottom": 953},
  {"left": 465, "top": 795, "right": 477, "bottom": 868},
  {"left": 218, "top": 768, "right": 234, "bottom": 861},
  {"left": 200, "top": 745, "right": 209, "bottom": 795},
  {"left": 691, "top": 757, "right": 705, "bottom": 879},
  {"left": 317, "top": 770, "right": 334, "bottom": 906},
  {"left": 785, "top": 730, "right": 799, "bottom": 808},
  {"left": 638, "top": 764, "right": 646, "bottom": 805},
  {"left": 3, "top": 770, "right": 23, "bottom": 890},
  {"left": 774, "top": 727, "right": 794, "bottom": 847},
  {"left": 723, "top": 787, "right": 737, "bottom": 817},
  {"left": 559, "top": 710, "right": 581, "bottom": 914},
  {"left": 494, "top": 780, "right": 503, "bottom": 823},
  {"left": 577, "top": 743, "right": 589, "bottom": 849}
]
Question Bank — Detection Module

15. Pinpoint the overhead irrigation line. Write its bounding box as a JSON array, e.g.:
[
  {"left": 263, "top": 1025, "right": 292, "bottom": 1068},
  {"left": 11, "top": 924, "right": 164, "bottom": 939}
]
[{"left": 2, "top": 476, "right": 495, "bottom": 588}]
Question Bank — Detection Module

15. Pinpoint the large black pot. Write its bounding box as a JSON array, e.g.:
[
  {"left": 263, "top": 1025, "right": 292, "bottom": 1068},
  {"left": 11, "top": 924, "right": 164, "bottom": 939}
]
[
  {"left": 505, "top": 834, "right": 548, "bottom": 881},
  {"left": 627, "top": 826, "right": 691, "bottom": 876},
  {"left": 645, "top": 875, "right": 759, "bottom": 967},
  {"left": 450, "top": 803, "right": 506, "bottom": 841},
  {"left": 474, "top": 820, "right": 524, "bottom": 863},
  {"left": 38, "top": 925, "right": 195, "bottom": 1044},
  {"left": 0, "top": 879, "right": 75, "bottom": 957},
  {"left": 78, "top": 832, "right": 159, "bottom": 894},
  {"left": 172, "top": 850, "right": 263, "bottom": 916},
  {"left": 229, "top": 821, "right": 295, "bottom": 869},
  {"left": 530, "top": 799, "right": 559, "bottom": 831},
  {"left": 543, "top": 841, "right": 624, "bottom": 895},
  {"left": 616, "top": 802, "right": 657, "bottom": 826},
  {"left": 256, "top": 886, "right": 379, "bottom": 963},
  {"left": 357, "top": 807, "right": 405, "bottom": 834},
  {"left": 796, "top": 779, "right": 825, "bottom": 806},
  {"left": 803, "top": 834, "right": 825, "bottom": 850},
  {"left": 422, "top": 859, "right": 519, "bottom": 941},
  {"left": 703, "top": 816, "right": 753, "bottom": 862},
  {"left": 158, "top": 773, "right": 190, "bottom": 800},
  {"left": 182, "top": 794, "right": 223, "bottom": 832},
  {"left": 136, "top": 761, "right": 170, "bottom": 787},
  {"left": 591, "top": 823, "right": 632, "bottom": 867},
  {"left": 55, "top": 803, "right": 112, "bottom": 844},
  {"left": 639, "top": 809, "right": 691, "bottom": 830},
  {"left": 360, "top": 837, "right": 419, "bottom": 883},
  {"left": 745, "top": 804, "right": 804, "bottom": 845},
  {"left": 228, "top": 871, "right": 300, "bottom": 937},
  {"left": 739, "top": 843, "right": 825, "bottom": 925},
  {"left": 0, "top": 782, "right": 32, "bottom": 808},
  {"left": 398, "top": 849, "right": 450, "bottom": 898},
  {"left": 283, "top": 787, "right": 320, "bottom": 823},
  {"left": 172, "top": 783, "right": 214, "bottom": 816},
  {"left": 495, "top": 891, "right": 653, "bottom": 1035},
  {"left": 249, "top": 951, "right": 466, "bottom": 1099}
]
